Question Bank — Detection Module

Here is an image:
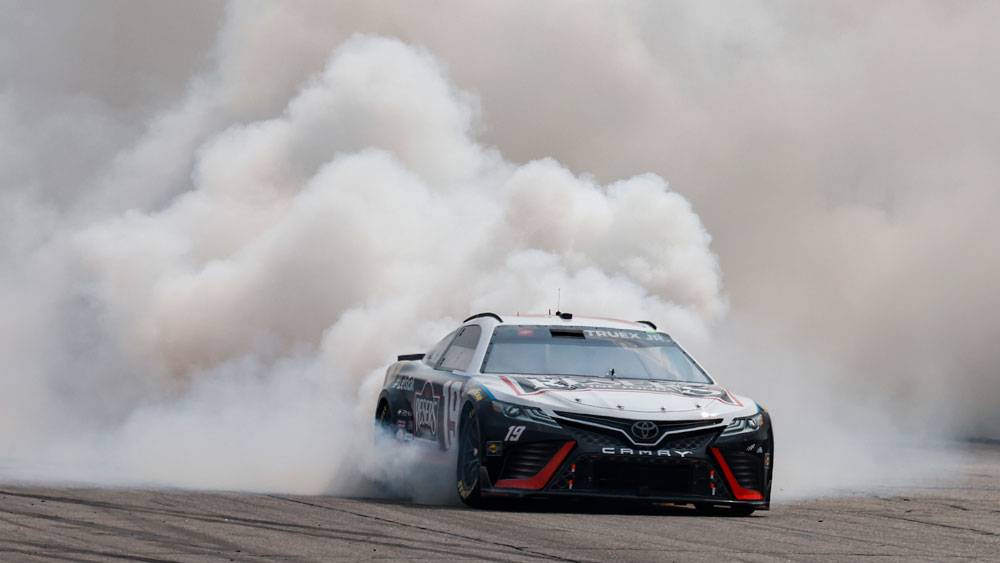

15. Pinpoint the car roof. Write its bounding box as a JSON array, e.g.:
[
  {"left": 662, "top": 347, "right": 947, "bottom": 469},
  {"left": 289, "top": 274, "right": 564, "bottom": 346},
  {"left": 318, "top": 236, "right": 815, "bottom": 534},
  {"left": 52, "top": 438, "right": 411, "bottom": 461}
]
[{"left": 468, "top": 313, "right": 655, "bottom": 331}]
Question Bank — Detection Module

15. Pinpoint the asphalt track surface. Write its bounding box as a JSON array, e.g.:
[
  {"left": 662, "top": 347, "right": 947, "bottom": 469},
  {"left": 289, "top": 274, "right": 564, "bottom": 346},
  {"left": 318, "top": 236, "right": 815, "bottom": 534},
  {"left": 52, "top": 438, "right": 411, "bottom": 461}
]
[{"left": 1, "top": 444, "right": 998, "bottom": 562}]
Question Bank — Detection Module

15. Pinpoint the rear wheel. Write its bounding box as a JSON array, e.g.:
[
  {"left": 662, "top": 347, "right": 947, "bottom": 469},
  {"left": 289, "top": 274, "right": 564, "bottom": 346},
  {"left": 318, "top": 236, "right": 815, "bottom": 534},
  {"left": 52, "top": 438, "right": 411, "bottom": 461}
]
[
  {"left": 375, "top": 400, "right": 394, "bottom": 439},
  {"left": 456, "top": 405, "right": 484, "bottom": 507}
]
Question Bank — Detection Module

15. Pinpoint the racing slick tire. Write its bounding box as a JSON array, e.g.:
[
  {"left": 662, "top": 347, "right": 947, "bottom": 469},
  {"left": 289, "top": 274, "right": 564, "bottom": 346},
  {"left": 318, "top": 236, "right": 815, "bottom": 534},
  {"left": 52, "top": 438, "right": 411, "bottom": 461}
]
[
  {"left": 456, "top": 404, "right": 485, "bottom": 507},
  {"left": 375, "top": 399, "right": 395, "bottom": 441},
  {"left": 371, "top": 399, "right": 399, "bottom": 496}
]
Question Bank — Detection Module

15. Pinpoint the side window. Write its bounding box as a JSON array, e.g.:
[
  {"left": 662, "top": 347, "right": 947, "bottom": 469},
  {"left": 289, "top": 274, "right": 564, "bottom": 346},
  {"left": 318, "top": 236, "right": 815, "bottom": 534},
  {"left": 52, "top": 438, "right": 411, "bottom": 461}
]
[
  {"left": 438, "top": 325, "right": 483, "bottom": 372},
  {"left": 425, "top": 329, "right": 459, "bottom": 367}
]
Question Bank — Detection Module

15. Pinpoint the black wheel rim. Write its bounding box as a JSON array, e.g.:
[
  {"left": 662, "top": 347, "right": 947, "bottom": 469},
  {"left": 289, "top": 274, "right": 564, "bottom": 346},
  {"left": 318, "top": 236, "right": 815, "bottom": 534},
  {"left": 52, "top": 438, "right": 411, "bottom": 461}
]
[{"left": 458, "top": 410, "right": 480, "bottom": 492}]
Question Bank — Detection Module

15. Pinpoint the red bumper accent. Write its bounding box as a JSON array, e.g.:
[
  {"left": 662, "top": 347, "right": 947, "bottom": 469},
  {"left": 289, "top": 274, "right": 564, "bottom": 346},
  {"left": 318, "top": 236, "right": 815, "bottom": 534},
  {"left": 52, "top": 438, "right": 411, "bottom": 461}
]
[
  {"left": 495, "top": 441, "right": 576, "bottom": 490},
  {"left": 711, "top": 447, "right": 764, "bottom": 501}
]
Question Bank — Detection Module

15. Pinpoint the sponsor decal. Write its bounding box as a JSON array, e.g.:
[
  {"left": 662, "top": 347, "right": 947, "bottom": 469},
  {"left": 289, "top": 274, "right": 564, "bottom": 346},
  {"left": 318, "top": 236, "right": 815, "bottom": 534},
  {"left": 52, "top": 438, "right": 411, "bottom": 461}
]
[
  {"left": 601, "top": 447, "right": 694, "bottom": 458},
  {"left": 392, "top": 374, "right": 415, "bottom": 392},
  {"left": 517, "top": 328, "right": 535, "bottom": 336},
  {"left": 471, "top": 389, "right": 484, "bottom": 402},
  {"left": 500, "top": 375, "right": 742, "bottom": 406},
  {"left": 582, "top": 329, "right": 667, "bottom": 342},
  {"left": 411, "top": 379, "right": 464, "bottom": 446},
  {"left": 414, "top": 381, "right": 440, "bottom": 438},
  {"left": 486, "top": 441, "right": 503, "bottom": 456},
  {"left": 504, "top": 425, "right": 526, "bottom": 442},
  {"left": 396, "top": 408, "right": 412, "bottom": 419}
]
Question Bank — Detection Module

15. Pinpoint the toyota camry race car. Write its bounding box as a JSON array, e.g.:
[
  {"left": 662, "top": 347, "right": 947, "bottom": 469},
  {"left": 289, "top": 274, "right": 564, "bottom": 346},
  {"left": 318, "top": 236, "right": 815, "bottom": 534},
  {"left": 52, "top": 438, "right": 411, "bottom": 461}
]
[{"left": 375, "top": 312, "right": 773, "bottom": 514}]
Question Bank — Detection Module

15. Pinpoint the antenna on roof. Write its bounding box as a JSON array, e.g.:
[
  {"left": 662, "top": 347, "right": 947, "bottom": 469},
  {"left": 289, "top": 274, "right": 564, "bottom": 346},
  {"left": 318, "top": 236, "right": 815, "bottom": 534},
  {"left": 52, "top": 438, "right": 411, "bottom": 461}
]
[{"left": 557, "top": 288, "right": 561, "bottom": 312}]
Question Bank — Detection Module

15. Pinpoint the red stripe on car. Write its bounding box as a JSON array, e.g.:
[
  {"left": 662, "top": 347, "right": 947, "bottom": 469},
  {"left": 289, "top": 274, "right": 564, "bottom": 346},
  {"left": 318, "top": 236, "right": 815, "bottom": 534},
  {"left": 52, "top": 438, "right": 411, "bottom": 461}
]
[
  {"left": 711, "top": 447, "right": 764, "bottom": 501},
  {"left": 494, "top": 442, "right": 576, "bottom": 490}
]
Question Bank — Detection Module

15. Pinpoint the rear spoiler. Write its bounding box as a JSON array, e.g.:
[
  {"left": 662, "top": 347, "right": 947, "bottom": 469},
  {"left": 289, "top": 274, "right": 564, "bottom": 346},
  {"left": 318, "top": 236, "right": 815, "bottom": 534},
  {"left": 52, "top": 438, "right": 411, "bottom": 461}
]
[{"left": 397, "top": 353, "right": 425, "bottom": 361}]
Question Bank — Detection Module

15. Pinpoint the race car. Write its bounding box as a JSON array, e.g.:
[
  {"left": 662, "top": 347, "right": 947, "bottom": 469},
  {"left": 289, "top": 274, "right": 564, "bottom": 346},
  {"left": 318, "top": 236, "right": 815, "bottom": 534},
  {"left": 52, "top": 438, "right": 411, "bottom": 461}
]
[{"left": 374, "top": 312, "right": 773, "bottom": 514}]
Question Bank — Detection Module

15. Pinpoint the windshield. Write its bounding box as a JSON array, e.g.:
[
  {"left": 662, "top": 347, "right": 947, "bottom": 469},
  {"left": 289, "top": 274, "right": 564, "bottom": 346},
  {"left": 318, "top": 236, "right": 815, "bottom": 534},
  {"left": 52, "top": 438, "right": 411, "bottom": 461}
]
[{"left": 481, "top": 325, "right": 712, "bottom": 383}]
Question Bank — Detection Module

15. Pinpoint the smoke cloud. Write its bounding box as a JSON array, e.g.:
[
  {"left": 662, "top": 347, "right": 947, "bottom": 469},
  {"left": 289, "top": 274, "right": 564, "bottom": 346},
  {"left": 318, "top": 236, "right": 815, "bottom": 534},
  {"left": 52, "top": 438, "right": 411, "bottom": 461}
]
[{"left": 2, "top": 1, "right": 997, "bottom": 499}]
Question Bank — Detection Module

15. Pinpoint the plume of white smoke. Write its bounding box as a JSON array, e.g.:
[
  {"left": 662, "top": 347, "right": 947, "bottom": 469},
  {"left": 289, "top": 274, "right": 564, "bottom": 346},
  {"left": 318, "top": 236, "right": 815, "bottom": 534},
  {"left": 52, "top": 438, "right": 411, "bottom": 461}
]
[
  {"left": 3, "top": 0, "right": 996, "bottom": 501},
  {"left": 0, "top": 35, "right": 722, "bottom": 495}
]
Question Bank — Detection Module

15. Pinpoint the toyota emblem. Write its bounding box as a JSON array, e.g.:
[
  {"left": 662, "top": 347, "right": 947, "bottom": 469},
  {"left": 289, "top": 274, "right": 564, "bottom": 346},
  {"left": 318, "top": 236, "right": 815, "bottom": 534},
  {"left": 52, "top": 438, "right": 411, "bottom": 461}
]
[{"left": 631, "top": 420, "right": 658, "bottom": 440}]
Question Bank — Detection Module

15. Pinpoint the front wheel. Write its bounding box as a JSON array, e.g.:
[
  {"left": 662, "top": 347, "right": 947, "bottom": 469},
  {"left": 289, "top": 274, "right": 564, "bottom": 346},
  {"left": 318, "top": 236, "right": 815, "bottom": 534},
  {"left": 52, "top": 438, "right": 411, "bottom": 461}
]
[{"left": 456, "top": 405, "right": 484, "bottom": 507}]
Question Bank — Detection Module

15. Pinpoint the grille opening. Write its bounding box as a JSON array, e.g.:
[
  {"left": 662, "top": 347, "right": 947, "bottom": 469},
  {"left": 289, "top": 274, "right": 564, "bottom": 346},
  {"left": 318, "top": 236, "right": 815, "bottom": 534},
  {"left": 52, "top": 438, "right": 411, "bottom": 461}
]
[
  {"left": 563, "top": 425, "right": 626, "bottom": 448},
  {"left": 555, "top": 416, "right": 721, "bottom": 449},
  {"left": 499, "top": 441, "right": 564, "bottom": 481},
  {"left": 555, "top": 411, "right": 723, "bottom": 434},
  {"left": 551, "top": 456, "right": 707, "bottom": 496},
  {"left": 660, "top": 431, "right": 717, "bottom": 451},
  {"left": 720, "top": 451, "right": 762, "bottom": 490},
  {"left": 593, "top": 459, "right": 694, "bottom": 495}
]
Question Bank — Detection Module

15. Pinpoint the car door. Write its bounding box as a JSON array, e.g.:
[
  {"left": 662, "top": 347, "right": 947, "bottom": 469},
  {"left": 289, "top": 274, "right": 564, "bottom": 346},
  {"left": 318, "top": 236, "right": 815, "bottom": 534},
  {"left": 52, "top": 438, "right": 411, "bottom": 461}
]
[
  {"left": 434, "top": 324, "right": 482, "bottom": 449},
  {"left": 411, "top": 324, "right": 482, "bottom": 449},
  {"left": 409, "top": 328, "right": 458, "bottom": 443}
]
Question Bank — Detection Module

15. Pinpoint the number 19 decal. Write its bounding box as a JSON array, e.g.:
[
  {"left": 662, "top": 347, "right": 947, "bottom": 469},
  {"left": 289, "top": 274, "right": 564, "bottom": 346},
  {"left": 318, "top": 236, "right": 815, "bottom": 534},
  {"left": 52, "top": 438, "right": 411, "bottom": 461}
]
[{"left": 505, "top": 425, "right": 526, "bottom": 441}]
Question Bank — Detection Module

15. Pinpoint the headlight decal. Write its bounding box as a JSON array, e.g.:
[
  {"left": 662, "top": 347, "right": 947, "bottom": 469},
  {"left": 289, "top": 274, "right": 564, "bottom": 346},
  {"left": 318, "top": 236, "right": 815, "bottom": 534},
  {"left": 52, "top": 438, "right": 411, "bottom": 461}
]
[
  {"left": 492, "top": 400, "right": 560, "bottom": 427},
  {"left": 721, "top": 411, "right": 765, "bottom": 436}
]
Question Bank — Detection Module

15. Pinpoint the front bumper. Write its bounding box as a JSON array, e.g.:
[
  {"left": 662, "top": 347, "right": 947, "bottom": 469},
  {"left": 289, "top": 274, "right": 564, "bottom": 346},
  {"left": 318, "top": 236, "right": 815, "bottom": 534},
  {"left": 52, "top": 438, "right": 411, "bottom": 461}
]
[{"left": 478, "top": 413, "right": 773, "bottom": 507}]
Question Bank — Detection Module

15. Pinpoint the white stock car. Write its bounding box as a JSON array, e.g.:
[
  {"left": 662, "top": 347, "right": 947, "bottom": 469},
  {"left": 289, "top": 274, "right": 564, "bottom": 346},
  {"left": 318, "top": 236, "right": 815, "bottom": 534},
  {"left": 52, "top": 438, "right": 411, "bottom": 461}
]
[{"left": 375, "top": 312, "right": 773, "bottom": 515}]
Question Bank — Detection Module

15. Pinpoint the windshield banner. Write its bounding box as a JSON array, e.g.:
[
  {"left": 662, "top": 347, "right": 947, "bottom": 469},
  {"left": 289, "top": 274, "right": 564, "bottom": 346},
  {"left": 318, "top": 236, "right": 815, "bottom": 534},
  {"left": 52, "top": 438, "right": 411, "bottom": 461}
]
[{"left": 499, "top": 375, "right": 742, "bottom": 406}]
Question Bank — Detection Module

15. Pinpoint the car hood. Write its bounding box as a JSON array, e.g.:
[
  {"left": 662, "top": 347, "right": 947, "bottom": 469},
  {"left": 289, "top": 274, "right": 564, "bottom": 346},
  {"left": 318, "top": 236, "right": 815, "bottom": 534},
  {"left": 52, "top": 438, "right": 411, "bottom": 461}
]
[{"left": 480, "top": 374, "right": 755, "bottom": 418}]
